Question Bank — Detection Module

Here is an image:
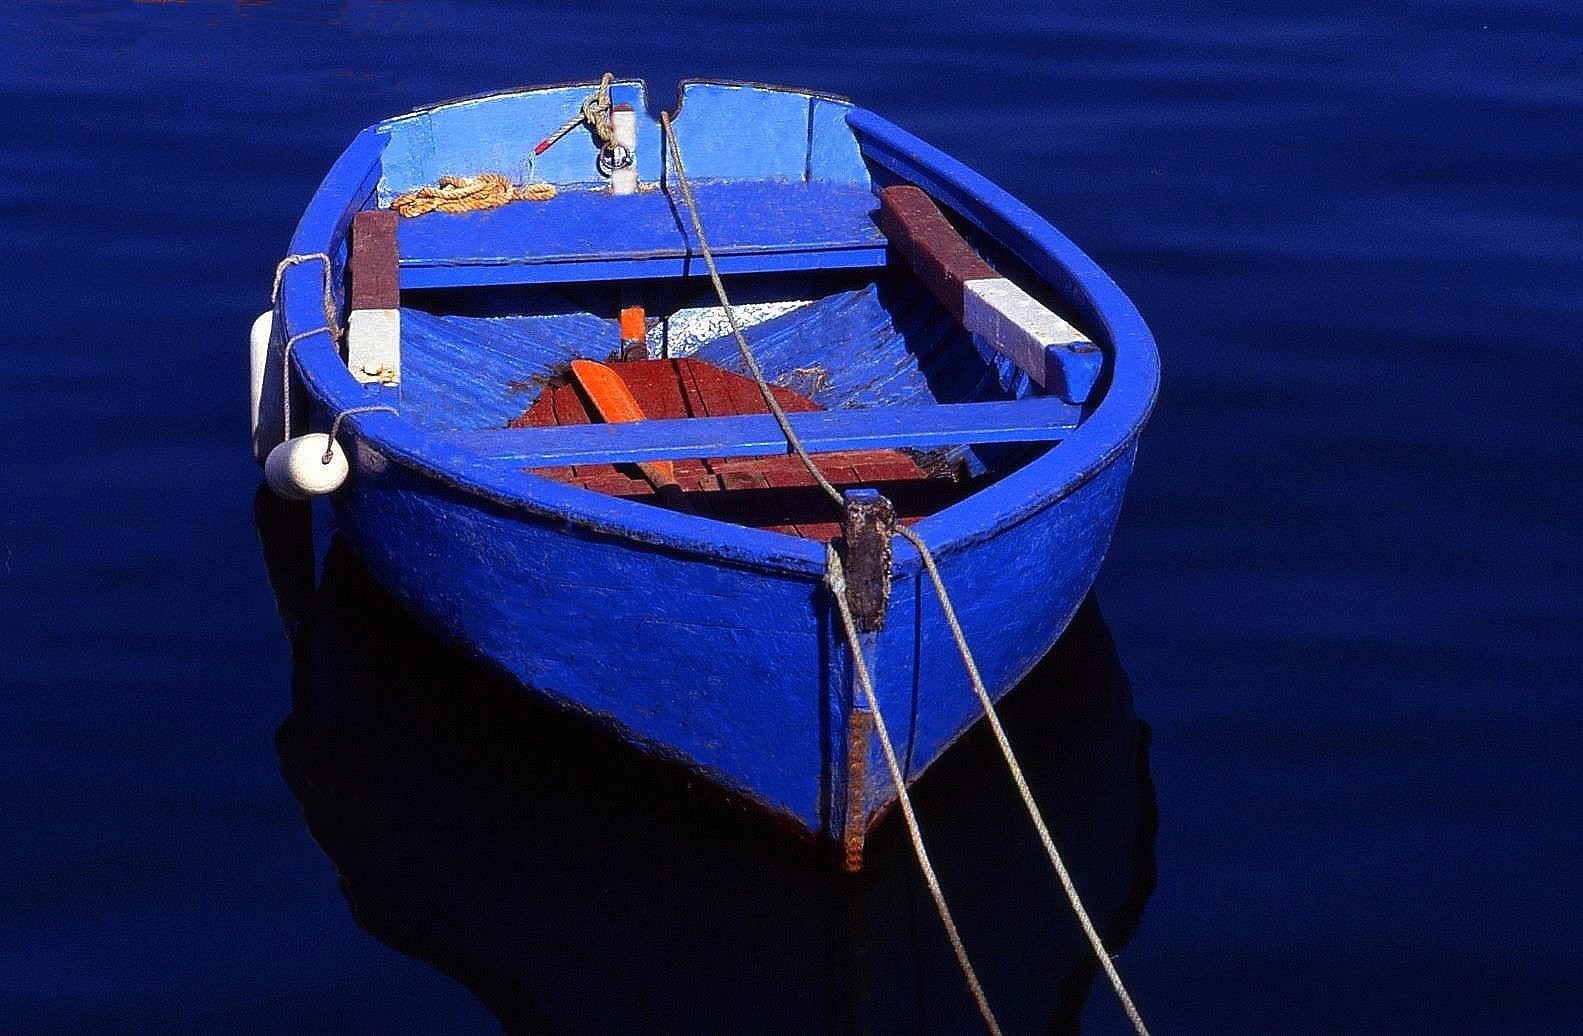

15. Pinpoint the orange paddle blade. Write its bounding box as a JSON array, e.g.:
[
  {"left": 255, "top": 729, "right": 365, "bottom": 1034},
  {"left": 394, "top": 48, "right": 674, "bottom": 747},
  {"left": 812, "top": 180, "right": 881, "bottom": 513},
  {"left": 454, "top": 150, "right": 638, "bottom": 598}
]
[
  {"left": 570, "top": 359, "right": 648, "bottom": 424},
  {"left": 568, "top": 359, "right": 678, "bottom": 489}
]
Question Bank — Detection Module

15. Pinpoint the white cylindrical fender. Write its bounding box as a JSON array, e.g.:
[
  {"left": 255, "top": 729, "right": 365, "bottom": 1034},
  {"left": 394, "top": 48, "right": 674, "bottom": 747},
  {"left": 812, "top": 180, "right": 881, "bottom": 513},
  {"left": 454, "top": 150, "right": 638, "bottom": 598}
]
[
  {"left": 250, "top": 309, "right": 282, "bottom": 465},
  {"left": 265, "top": 434, "right": 349, "bottom": 500}
]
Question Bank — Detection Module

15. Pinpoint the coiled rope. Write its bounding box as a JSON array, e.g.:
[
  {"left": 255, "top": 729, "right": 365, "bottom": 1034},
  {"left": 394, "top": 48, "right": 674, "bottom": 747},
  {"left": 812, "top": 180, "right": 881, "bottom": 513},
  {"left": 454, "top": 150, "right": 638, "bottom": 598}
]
[
  {"left": 392, "top": 174, "right": 556, "bottom": 217},
  {"left": 660, "top": 112, "right": 1149, "bottom": 1036},
  {"left": 391, "top": 74, "right": 621, "bottom": 218}
]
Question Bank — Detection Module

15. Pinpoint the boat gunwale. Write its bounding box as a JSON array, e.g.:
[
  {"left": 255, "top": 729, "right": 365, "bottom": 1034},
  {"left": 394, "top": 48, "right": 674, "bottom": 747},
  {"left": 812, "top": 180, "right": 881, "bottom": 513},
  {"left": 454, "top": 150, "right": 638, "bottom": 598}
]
[
  {"left": 384, "top": 76, "right": 856, "bottom": 127},
  {"left": 279, "top": 89, "right": 1159, "bottom": 579}
]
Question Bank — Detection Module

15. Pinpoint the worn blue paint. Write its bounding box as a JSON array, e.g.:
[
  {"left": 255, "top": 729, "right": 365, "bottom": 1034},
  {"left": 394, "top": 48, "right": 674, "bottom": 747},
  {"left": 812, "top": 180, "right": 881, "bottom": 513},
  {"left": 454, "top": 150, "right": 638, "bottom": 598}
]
[
  {"left": 441, "top": 396, "right": 1079, "bottom": 467},
  {"left": 395, "top": 180, "right": 887, "bottom": 288},
  {"left": 693, "top": 279, "right": 977, "bottom": 409},
  {"left": 809, "top": 96, "right": 871, "bottom": 184},
  {"left": 377, "top": 79, "right": 658, "bottom": 202},
  {"left": 400, "top": 270, "right": 1030, "bottom": 477},
  {"left": 669, "top": 81, "right": 813, "bottom": 182},
  {"left": 395, "top": 307, "right": 615, "bottom": 431},
  {"left": 1040, "top": 339, "right": 1103, "bottom": 404},
  {"left": 272, "top": 81, "right": 1158, "bottom": 855}
]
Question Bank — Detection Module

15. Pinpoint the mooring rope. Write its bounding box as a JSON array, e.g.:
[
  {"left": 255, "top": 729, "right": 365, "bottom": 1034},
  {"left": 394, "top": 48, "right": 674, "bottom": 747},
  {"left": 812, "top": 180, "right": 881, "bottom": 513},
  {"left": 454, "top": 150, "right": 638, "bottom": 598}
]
[
  {"left": 660, "top": 112, "right": 1149, "bottom": 1035},
  {"left": 536, "top": 71, "right": 616, "bottom": 156},
  {"left": 895, "top": 526, "right": 1151, "bottom": 1035},
  {"left": 659, "top": 112, "right": 845, "bottom": 509},
  {"left": 826, "top": 545, "right": 1002, "bottom": 1035},
  {"left": 323, "top": 405, "right": 400, "bottom": 464}
]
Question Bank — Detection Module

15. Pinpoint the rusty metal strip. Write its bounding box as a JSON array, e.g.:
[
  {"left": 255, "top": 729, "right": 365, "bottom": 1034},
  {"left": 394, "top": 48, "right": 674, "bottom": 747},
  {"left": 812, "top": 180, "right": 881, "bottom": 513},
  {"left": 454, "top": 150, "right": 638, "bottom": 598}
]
[{"left": 842, "top": 706, "right": 875, "bottom": 872}]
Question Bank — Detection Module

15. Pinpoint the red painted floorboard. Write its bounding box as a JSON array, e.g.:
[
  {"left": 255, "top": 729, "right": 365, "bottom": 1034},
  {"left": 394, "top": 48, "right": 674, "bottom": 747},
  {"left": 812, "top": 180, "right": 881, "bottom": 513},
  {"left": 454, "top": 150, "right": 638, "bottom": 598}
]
[{"left": 510, "top": 359, "right": 967, "bottom": 541}]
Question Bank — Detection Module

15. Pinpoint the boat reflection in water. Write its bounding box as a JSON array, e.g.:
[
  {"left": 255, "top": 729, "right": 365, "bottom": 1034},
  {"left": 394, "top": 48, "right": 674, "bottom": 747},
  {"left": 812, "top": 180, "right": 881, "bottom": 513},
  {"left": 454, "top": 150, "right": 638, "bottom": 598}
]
[{"left": 259, "top": 490, "right": 1157, "bottom": 1032}]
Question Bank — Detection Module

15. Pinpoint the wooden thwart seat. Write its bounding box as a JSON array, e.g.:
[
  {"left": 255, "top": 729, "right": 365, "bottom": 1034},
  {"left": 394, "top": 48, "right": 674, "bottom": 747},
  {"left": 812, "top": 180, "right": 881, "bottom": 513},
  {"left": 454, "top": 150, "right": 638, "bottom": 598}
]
[
  {"left": 878, "top": 185, "right": 1103, "bottom": 404},
  {"left": 393, "top": 180, "right": 890, "bottom": 289},
  {"left": 444, "top": 395, "right": 1078, "bottom": 467},
  {"left": 445, "top": 358, "right": 1075, "bottom": 540}
]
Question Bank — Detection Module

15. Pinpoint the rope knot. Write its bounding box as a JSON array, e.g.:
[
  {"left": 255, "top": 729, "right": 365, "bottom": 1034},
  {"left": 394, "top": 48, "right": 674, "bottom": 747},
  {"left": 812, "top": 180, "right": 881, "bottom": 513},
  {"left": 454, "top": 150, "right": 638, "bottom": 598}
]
[
  {"left": 270, "top": 253, "right": 340, "bottom": 341},
  {"left": 823, "top": 543, "right": 848, "bottom": 596},
  {"left": 580, "top": 72, "right": 615, "bottom": 146}
]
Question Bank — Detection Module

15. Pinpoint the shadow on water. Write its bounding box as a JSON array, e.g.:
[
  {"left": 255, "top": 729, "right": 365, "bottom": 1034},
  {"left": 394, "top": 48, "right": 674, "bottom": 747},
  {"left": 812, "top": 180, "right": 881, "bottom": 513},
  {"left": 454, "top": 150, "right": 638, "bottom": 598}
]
[{"left": 256, "top": 487, "right": 1157, "bottom": 1033}]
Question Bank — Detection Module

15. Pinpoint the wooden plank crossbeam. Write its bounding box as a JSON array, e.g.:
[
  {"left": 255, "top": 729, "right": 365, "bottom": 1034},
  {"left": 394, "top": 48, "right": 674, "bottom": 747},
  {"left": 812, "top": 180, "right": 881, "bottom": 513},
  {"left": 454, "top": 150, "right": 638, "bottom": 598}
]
[
  {"left": 442, "top": 396, "right": 1079, "bottom": 468},
  {"left": 879, "top": 185, "right": 1102, "bottom": 404},
  {"left": 350, "top": 210, "right": 400, "bottom": 309},
  {"left": 876, "top": 185, "right": 995, "bottom": 321},
  {"left": 348, "top": 209, "right": 401, "bottom": 385},
  {"left": 394, "top": 179, "right": 889, "bottom": 289}
]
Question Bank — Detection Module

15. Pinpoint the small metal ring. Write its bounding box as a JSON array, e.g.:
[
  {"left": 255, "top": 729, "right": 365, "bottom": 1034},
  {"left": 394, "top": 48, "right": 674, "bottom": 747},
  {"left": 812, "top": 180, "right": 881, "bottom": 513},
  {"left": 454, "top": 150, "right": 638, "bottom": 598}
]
[{"left": 599, "top": 143, "right": 634, "bottom": 176}]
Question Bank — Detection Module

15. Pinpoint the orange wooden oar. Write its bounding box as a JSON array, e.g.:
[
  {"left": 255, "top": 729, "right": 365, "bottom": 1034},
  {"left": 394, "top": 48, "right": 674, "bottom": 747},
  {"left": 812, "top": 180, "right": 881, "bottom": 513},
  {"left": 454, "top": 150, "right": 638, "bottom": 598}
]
[{"left": 569, "top": 359, "right": 694, "bottom": 512}]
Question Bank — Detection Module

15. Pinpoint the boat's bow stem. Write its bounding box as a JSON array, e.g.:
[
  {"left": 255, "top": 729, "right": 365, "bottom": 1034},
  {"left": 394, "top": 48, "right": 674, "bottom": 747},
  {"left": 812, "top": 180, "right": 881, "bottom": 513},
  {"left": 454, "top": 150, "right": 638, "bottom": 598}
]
[{"left": 659, "top": 110, "right": 1149, "bottom": 1036}]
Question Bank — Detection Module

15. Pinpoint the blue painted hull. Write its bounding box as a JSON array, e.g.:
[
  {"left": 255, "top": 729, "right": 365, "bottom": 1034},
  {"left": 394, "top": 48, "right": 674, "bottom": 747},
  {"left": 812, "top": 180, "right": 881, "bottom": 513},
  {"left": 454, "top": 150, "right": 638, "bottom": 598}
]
[
  {"left": 267, "top": 79, "right": 1159, "bottom": 856},
  {"left": 273, "top": 531, "right": 1155, "bottom": 1032}
]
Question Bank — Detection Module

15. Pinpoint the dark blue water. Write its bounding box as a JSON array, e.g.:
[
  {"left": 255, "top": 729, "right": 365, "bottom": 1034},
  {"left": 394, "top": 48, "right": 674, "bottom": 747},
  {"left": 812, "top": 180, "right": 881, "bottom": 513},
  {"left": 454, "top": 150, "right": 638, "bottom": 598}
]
[{"left": 3, "top": 1, "right": 1580, "bottom": 1031}]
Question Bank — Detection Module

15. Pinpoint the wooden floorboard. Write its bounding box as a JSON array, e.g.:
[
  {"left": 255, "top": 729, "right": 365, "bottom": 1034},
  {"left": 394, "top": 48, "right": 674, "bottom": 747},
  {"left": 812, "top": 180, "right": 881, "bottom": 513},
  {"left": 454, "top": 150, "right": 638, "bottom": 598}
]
[{"left": 505, "top": 358, "right": 975, "bottom": 541}]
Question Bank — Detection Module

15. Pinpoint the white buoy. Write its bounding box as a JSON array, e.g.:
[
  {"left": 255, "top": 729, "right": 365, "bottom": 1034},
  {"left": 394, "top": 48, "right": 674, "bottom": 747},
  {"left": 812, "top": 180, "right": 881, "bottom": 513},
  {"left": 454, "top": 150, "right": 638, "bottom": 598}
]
[
  {"left": 265, "top": 433, "right": 349, "bottom": 500},
  {"left": 249, "top": 309, "right": 282, "bottom": 464}
]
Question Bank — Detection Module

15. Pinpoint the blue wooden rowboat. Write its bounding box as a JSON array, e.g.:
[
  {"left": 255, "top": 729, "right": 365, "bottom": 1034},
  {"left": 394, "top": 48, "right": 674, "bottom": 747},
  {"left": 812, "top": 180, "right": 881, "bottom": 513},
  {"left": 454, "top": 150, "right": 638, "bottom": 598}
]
[{"left": 254, "top": 78, "right": 1158, "bottom": 867}]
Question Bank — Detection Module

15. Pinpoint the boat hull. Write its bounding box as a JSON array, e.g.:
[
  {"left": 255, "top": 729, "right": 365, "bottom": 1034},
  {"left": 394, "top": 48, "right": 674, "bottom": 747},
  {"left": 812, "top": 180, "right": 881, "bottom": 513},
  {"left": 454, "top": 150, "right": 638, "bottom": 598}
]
[
  {"left": 268, "top": 79, "right": 1160, "bottom": 857},
  {"left": 327, "top": 426, "right": 1137, "bottom": 841},
  {"left": 269, "top": 527, "right": 1157, "bottom": 1032}
]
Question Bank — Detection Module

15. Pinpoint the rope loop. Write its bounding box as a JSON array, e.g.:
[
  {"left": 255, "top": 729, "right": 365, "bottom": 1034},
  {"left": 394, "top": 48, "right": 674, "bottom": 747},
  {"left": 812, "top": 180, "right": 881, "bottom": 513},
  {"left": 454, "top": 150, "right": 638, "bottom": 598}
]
[
  {"left": 535, "top": 72, "right": 617, "bottom": 162},
  {"left": 580, "top": 71, "right": 616, "bottom": 147},
  {"left": 270, "top": 252, "right": 347, "bottom": 445},
  {"left": 270, "top": 253, "right": 340, "bottom": 341}
]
